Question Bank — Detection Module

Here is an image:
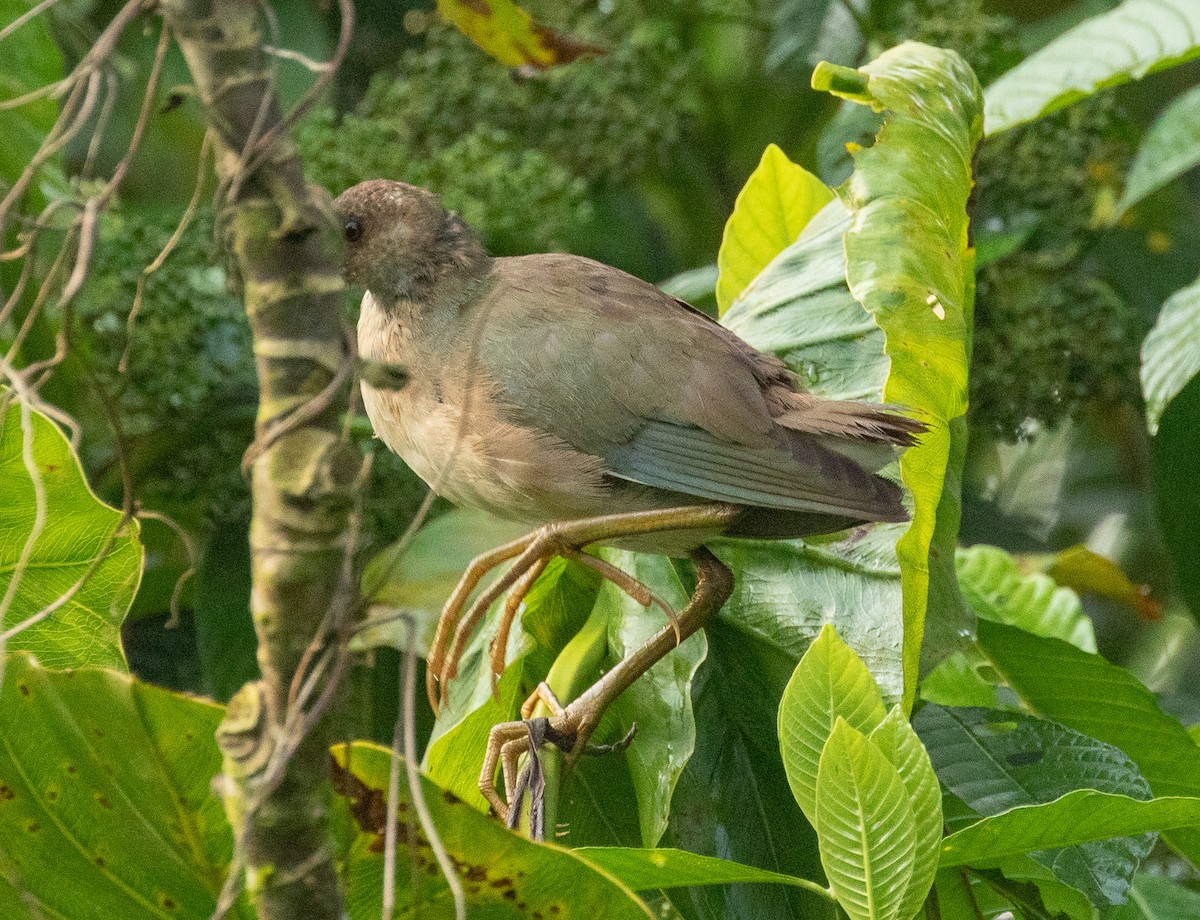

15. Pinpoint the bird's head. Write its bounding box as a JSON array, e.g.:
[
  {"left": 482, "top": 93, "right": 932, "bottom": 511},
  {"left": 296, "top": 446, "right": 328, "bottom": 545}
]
[{"left": 333, "top": 179, "right": 490, "bottom": 303}]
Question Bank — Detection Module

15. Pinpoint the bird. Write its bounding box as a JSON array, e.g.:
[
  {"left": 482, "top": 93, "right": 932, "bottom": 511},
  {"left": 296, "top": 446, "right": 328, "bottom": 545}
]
[{"left": 333, "top": 178, "right": 924, "bottom": 823}]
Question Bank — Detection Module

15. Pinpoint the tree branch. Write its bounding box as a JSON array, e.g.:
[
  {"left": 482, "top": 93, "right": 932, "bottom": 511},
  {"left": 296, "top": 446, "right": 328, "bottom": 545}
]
[{"left": 157, "top": 2, "right": 357, "bottom": 918}]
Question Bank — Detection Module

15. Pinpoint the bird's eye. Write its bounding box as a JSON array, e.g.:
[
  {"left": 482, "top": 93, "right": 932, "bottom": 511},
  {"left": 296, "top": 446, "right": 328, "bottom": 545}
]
[{"left": 344, "top": 219, "right": 363, "bottom": 243}]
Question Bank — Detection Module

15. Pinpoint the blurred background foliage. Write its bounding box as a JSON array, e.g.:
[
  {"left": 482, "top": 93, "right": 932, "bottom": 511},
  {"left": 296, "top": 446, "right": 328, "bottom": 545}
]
[{"left": 14, "top": 0, "right": 1199, "bottom": 736}]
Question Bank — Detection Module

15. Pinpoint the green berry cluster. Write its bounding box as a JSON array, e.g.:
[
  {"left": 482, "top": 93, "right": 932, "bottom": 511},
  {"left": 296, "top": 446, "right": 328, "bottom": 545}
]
[
  {"left": 971, "top": 256, "right": 1140, "bottom": 437},
  {"left": 970, "top": 95, "right": 1138, "bottom": 437},
  {"left": 873, "top": 0, "right": 1019, "bottom": 84},
  {"left": 296, "top": 11, "right": 698, "bottom": 253}
]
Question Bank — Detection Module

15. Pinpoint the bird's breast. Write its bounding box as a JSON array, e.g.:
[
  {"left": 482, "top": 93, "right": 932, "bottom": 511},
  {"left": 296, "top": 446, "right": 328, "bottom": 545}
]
[{"left": 357, "top": 292, "right": 617, "bottom": 524}]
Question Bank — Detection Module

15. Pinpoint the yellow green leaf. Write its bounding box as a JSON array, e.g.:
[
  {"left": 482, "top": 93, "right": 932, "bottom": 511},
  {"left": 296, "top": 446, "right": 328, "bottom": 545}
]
[
  {"left": 436, "top": 0, "right": 603, "bottom": 69},
  {"left": 716, "top": 144, "right": 834, "bottom": 315}
]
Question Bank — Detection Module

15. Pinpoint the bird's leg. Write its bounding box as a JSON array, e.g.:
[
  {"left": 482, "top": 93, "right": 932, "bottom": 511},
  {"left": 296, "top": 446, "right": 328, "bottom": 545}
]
[
  {"left": 480, "top": 547, "right": 734, "bottom": 826},
  {"left": 489, "top": 556, "right": 550, "bottom": 695},
  {"left": 426, "top": 533, "right": 542, "bottom": 708},
  {"left": 428, "top": 503, "right": 741, "bottom": 711}
]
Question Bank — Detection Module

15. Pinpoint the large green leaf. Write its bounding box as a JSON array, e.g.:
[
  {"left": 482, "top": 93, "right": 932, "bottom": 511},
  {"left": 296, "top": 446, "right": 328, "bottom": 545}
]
[
  {"left": 336, "top": 743, "right": 655, "bottom": 919},
  {"left": 576, "top": 847, "right": 828, "bottom": 893},
  {"left": 722, "top": 198, "right": 887, "bottom": 402},
  {"left": 0, "top": 653, "right": 252, "bottom": 920},
  {"left": 816, "top": 720, "right": 917, "bottom": 920},
  {"left": 813, "top": 42, "right": 981, "bottom": 707},
  {"left": 977, "top": 618, "right": 1200, "bottom": 862},
  {"left": 922, "top": 545, "right": 1096, "bottom": 709},
  {"left": 658, "top": 615, "right": 833, "bottom": 920},
  {"left": 0, "top": 395, "right": 142, "bottom": 671},
  {"left": 957, "top": 546, "right": 1096, "bottom": 651},
  {"left": 1151, "top": 375, "right": 1200, "bottom": 624},
  {"left": 1111, "top": 872, "right": 1200, "bottom": 920},
  {"left": 941, "top": 791, "right": 1200, "bottom": 868},
  {"left": 914, "top": 703, "right": 1155, "bottom": 906},
  {"left": 424, "top": 557, "right": 600, "bottom": 809},
  {"left": 1140, "top": 273, "right": 1200, "bottom": 435},
  {"left": 983, "top": 0, "right": 1200, "bottom": 135},
  {"left": 777, "top": 624, "right": 888, "bottom": 822},
  {"left": 1119, "top": 85, "right": 1200, "bottom": 215},
  {"left": 716, "top": 144, "right": 834, "bottom": 315},
  {"left": 596, "top": 550, "right": 704, "bottom": 848}
]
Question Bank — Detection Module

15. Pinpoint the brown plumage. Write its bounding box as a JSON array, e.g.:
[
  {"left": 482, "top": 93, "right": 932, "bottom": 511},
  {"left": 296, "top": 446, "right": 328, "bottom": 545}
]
[{"left": 336, "top": 179, "right": 925, "bottom": 554}]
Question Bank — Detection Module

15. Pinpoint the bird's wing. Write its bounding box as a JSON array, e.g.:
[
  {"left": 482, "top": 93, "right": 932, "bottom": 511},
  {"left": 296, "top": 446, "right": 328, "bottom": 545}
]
[{"left": 471, "top": 254, "right": 909, "bottom": 520}]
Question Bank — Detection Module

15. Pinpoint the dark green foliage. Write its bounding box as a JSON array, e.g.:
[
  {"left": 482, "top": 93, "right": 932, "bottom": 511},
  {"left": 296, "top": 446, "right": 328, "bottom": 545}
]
[{"left": 71, "top": 205, "right": 256, "bottom": 520}]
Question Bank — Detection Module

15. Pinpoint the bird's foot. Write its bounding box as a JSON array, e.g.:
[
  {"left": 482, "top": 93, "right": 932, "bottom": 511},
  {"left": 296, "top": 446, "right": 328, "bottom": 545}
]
[
  {"left": 480, "top": 682, "right": 636, "bottom": 835},
  {"left": 426, "top": 509, "right": 721, "bottom": 713}
]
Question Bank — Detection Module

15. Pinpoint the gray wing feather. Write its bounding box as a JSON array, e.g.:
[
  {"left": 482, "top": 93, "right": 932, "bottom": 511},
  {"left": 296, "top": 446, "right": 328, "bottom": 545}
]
[{"left": 605, "top": 420, "right": 906, "bottom": 522}]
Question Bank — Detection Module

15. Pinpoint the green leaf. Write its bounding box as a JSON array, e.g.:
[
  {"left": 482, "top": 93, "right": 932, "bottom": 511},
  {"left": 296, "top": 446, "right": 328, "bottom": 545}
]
[
  {"left": 813, "top": 43, "right": 982, "bottom": 706},
  {"left": 778, "top": 624, "right": 889, "bottom": 822},
  {"left": 334, "top": 743, "right": 656, "bottom": 919},
  {"left": 1140, "top": 273, "right": 1200, "bottom": 435},
  {"left": 436, "top": 0, "right": 602, "bottom": 68},
  {"left": 1111, "top": 872, "right": 1200, "bottom": 920},
  {"left": 957, "top": 545, "right": 1096, "bottom": 651},
  {"left": 765, "top": 0, "right": 837, "bottom": 73},
  {"left": 594, "top": 550, "right": 704, "bottom": 848},
  {"left": 983, "top": 0, "right": 1200, "bottom": 135},
  {"left": 923, "top": 545, "right": 1096, "bottom": 712},
  {"left": 0, "top": 653, "right": 252, "bottom": 920},
  {"left": 869, "top": 708, "right": 942, "bottom": 920},
  {"left": 723, "top": 199, "right": 888, "bottom": 401},
  {"left": 977, "top": 618, "right": 1200, "bottom": 863},
  {"left": 575, "top": 847, "right": 828, "bottom": 893},
  {"left": 1119, "top": 85, "right": 1200, "bottom": 215},
  {"left": 941, "top": 791, "right": 1200, "bottom": 868},
  {"left": 816, "top": 720, "right": 917, "bottom": 920},
  {"left": 0, "top": 395, "right": 143, "bottom": 671},
  {"left": 914, "top": 703, "right": 1155, "bottom": 906},
  {"left": 1151, "top": 375, "right": 1200, "bottom": 624},
  {"left": 716, "top": 144, "right": 834, "bottom": 315},
  {"left": 357, "top": 508, "right": 529, "bottom": 652},
  {"left": 658, "top": 264, "right": 717, "bottom": 306}
]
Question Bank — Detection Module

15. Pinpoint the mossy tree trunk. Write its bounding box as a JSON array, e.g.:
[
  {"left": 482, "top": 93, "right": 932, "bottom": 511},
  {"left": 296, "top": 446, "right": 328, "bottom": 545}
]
[{"left": 160, "top": 2, "right": 355, "bottom": 917}]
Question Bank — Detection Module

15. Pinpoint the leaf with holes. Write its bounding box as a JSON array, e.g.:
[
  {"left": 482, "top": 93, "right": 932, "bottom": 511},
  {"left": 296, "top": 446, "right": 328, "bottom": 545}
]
[
  {"left": 0, "top": 395, "right": 142, "bottom": 671},
  {"left": 984, "top": 0, "right": 1200, "bottom": 135},
  {"left": 335, "top": 743, "right": 655, "bottom": 919}
]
